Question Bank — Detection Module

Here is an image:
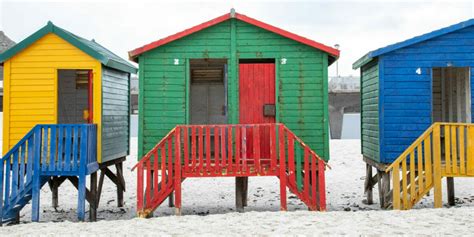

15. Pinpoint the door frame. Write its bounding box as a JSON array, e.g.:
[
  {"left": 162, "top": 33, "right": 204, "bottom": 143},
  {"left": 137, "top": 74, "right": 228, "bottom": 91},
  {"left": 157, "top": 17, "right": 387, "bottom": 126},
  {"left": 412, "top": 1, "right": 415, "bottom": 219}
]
[
  {"left": 185, "top": 59, "right": 229, "bottom": 125},
  {"left": 237, "top": 60, "right": 277, "bottom": 124},
  {"left": 56, "top": 68, "right": 94, "bottom": 124},
  {"left": 431, "top": 66, "right": 472, "bottom": 123}
]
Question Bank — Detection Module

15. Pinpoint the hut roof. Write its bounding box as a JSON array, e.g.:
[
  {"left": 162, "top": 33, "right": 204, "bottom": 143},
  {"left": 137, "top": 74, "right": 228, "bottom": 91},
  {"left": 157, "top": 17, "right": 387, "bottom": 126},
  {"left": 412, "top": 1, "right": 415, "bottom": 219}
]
[
  {"left": 0, "top": 22, "right": 137, "bottom": 74},
  {"left": 129, "top": 9, "right": 340, "bottom": 63},
  {"left": 353, "top": 18, "right": 474, "bottom": 69}
]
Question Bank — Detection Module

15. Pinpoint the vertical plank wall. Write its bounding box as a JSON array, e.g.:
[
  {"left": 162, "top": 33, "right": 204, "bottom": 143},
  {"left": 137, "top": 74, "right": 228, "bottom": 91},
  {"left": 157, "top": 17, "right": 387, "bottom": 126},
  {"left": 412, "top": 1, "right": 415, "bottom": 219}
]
[
  {"left": 102, "top": 67, "right": 130, "bottom": 162},
  {"left": 3, "top": 33, "right": 102, "bottom": 159},
  {"left": 235, "top": 20, "right": 328, "bottom": 160},
  {"left": 380, "top": 25, "right": 474, "bottom": 163},
  {"left": 139, "top": 21, "right": 231, "bottom": 158},
  {"left": 360, "top": 60, "right": 380, "bottom": 162},
  {"left": 139, "top": 19, "right": 329, "bottom": 161}
]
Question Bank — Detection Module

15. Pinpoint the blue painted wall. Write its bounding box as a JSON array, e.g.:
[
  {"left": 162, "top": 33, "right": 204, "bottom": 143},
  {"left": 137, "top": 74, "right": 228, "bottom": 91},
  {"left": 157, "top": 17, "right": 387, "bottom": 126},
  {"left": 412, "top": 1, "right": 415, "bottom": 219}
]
[{"left": 379, "top": 25, "right": 474, "bottom": 163}]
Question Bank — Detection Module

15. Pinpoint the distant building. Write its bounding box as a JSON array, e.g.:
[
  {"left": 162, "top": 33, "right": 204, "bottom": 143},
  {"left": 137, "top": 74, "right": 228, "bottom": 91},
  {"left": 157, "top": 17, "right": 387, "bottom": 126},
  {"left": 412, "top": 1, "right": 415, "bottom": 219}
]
[
  {"left": 328, "top": 75, "right": 360, "bottom": 139},
  {"left": 0, "top": 31, "right": 16, "bottom": 112},
  {"left": 130, "top": 75, "right": 138, "bottom": 114}
]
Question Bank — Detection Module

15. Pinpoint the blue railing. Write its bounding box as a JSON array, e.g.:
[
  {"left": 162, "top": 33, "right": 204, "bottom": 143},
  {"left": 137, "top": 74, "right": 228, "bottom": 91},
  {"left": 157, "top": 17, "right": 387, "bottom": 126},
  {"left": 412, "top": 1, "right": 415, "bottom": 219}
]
[{"left": 0, "top": 124, "right": 97, "bottom": 223}]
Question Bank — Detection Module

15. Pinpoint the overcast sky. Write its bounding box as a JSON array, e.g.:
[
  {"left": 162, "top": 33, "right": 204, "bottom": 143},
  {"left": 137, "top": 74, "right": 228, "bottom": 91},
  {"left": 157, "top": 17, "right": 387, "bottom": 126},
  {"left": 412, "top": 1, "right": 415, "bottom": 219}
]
[{"left": 1, "top": 0, "right": 473, "bottom": 76}]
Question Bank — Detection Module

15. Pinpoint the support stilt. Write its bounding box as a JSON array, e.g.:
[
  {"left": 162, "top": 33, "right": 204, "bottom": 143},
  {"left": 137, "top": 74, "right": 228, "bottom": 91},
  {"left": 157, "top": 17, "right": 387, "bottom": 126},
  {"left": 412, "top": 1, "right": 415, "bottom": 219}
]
[
  {"left": 97, "top": 157, "right": 126, "bottom": 208},
  {"left": 115, "top": 162, "right": 125, "bottom": 207},
  {"left": 50, "top": 178, "right": 59, "bottom": 209},
  {"left": 364, "top": 164, "right": 374, "bottom": 205},
  {"left": 168, "top": 193, "right": 175, "bottom": 208},
  {"left": 380, "top": 170, "right": 391, "bottom": 209},
  {"left": 90, "top": 172, "right": 98, "bottom": 222},
  {"left": 447, "top": 177, "right": 455, "bottom": 206},
  {"left": 236, "top": 177, "right": 245, "bottom": 212},
  {"left": 362, "top": 157, "right": 391, "bottom": 209},
  {"left": 242, "top": 177, "right": 248, "bottom": 207}
]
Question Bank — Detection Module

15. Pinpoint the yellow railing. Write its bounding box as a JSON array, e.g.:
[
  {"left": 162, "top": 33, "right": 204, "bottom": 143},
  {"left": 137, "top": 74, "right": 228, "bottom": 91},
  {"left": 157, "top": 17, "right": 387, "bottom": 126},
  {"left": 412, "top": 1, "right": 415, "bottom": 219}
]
[{"left": 386, "top": 123, "right": 474, "bottom": 210}]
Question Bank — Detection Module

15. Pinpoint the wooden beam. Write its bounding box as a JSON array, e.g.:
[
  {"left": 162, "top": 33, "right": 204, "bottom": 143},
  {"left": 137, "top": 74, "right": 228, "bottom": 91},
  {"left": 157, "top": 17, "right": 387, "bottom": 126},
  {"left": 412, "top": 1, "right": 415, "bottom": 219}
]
[
  {"left": 90, "top": 172, "right": 97, "bottom": 221},
  {"left": 364, "top": 164, "right": 374, "bottom": 205},
  {"left": 67, "top": 177, "right": 94, "bottom": 205}
]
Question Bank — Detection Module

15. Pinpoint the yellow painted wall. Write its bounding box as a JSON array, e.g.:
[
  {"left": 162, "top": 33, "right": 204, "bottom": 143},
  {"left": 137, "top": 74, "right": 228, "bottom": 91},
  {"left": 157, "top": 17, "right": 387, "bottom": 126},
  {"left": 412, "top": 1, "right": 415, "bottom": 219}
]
[{"left": 3, "top": 33, "right": 103, "bottom": 162}]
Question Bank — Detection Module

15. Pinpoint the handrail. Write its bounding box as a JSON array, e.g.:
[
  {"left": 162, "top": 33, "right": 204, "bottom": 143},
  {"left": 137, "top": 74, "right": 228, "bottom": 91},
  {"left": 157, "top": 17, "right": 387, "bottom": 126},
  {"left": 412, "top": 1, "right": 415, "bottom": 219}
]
[
  {"left": 135, "top": 123, "right": 328, "bottom": 216},
  {"left": 281, "top": 125, "right": 330, "bottom": 169},
  {"left": 385, "top": 123, "right": 436, "bottom": 172},
  {"left": 1, "top": 124, "right": 97, "bottom": 222},
  {"left": 1, "top": 126, "right": 38, "bottom": 162},
  {"left": 386, "top": 122, "right": 474, "bottom": 210},
  {"left": 132, "top": 127, "right": 176, "bottom": 171}
]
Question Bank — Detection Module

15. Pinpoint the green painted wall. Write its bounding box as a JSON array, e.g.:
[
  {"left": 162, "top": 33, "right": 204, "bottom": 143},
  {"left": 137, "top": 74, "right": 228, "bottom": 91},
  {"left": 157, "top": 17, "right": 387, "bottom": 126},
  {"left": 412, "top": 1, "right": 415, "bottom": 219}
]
[
  {"left": 138, "top": 18, "right": 330, "bottom": 161},
  {"left": 360, "top": 60, "right": 380, "bottom": 162},
  {"left": 102, "top": 67, "right": 130, "bottom": 162}
]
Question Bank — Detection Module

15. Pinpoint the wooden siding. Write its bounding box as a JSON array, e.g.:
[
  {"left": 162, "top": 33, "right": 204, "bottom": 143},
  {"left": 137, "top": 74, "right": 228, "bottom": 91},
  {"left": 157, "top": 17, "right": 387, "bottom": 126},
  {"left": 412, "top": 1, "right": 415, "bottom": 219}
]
[
  {"left": 2, "top": 33, "right": 103, "bottom": 162},
  {"left": 380, "top": 25, "right": 474, "bottom": 163},
  {"left": 102, "top": 67, "right": 130, "bottom": 162},
  {"left": 235, "top": 20, "right": 328, "bottom": 160},
  {"left": 361, "top": 60, "right": 380, "bottom": 162},
  {"left": 138, "top": 19, "right": 329, "bottom": 161},
  {"left": 139, "top": 20, "right": 231, "bottom": 158}
]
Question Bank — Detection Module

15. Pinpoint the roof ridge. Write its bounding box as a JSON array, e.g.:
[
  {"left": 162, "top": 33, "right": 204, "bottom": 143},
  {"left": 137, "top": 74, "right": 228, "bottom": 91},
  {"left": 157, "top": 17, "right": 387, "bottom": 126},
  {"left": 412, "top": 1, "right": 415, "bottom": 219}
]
[
  {"left": 353, "top": 18, "right": 474, "bottom": 69},
  {"left": 0, "top": 21, "right": 136, "bottom": 73},
  {"left": 128, "top": 10, "right": 340, "bottom": 63}
]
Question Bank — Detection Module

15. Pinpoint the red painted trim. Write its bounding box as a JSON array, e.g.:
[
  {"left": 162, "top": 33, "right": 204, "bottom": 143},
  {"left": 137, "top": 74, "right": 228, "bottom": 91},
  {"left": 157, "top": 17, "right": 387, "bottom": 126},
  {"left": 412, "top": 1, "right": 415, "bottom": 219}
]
[
  {"left": 128, "top": 13, "right": 231, "bottom": 60},
  {"left": 235, "top": 13, "right": 340, "bottom": 58},
  {"left": 128, "top": 12, "right": 340, "bottom": 61}
]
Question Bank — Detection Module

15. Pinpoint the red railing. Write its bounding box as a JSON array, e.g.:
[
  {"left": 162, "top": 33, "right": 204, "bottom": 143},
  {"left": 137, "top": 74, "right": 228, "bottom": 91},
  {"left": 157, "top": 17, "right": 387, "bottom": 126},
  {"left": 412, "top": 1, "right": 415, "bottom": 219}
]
[
  {"left": 279, "top": 125, "right": 326, "bottom": 211},
  {"left": 133, "top": 123, "right": 327, "bottom": 217}
]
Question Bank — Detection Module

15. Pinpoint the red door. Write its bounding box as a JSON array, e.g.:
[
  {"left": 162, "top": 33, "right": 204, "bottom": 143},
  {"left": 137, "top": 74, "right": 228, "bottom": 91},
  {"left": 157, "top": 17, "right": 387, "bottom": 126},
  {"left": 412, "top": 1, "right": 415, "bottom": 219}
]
[{"left": 239, "top": 63, "right": 275, "bottom": 159}]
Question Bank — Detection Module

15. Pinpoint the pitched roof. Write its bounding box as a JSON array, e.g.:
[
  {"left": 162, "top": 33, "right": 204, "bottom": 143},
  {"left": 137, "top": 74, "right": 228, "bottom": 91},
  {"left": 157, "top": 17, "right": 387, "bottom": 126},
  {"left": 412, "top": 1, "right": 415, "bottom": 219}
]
[
  {"left": 353, "top": 18, "right": 474, "bottom": 69},
  {"left": 0, "top": 22, "right": 137, "bottom": 74},
  {"left": 129, "top": 10, "right": 340, "bottom": 63}
]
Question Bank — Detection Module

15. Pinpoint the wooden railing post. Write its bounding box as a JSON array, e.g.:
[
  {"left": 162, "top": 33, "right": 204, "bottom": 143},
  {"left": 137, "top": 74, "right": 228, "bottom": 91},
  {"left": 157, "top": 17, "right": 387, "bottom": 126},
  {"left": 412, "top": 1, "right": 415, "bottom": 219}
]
[
  {"left": 317, "top": 159, "right": 326, "bottom": 211},
  {"left": 137, "top": 163, "right": 144, "bottom": 217},
  {"left": 278, "top": 125, "right": 287, "bottom": 211},
  {"left": 433, "top": 124, "right": 443, "bottom": 208},
  {"left": 391, "top": 162, "right": 400, "bottom": 210},
  {"left": 32, "top": 127, "right": 42, "bottom": 222},
  {"left": 174, "top": 127, "right": 182, "bottom": 215}
]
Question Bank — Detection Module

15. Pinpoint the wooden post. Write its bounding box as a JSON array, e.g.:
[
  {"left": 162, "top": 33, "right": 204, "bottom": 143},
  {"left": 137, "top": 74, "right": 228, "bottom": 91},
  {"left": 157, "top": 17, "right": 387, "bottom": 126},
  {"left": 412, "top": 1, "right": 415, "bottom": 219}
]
[
  {"left": 447, "top": 177, "right": 455, "bottom": 206},
  {"left": 381, "top": 171, "right": 391, "bottom": 209},
  {"left": 32, "top": 129, "right": 41, "bottom": 222},
  {"left": 364, "top": 164, "right": 374, "bottom": 205},
  {"left": 168, "top": 193, "right": 175, "bottom": 207},
  {"left": 116, "top": 161, "right": 125, "bottom": 207},
  {"left": 279, "top": 125, "right": 287, "bottom": 211},
  {"left": 174, "top": 127, "right": 182, "bottom": 216},
  {"left": 236, "top": 177, "right": 245, "bottom": 212},
  {"left": 77, "top": 174, "right": 86, "bottom": 221},
  {"left": 433, "top": 124, "right": 443, "bottom": 208},
  {"left": 376, "top": 170, "right": 384, "bottom": 207},
  {"left": 48, "top": 177, "right": 59, "bottom": 209},
  {"left": 242, "top": 177, "right": 248, "bottom": 207},
  {"left": 89, "top": 171, "right": 97, "bottom": 221}
]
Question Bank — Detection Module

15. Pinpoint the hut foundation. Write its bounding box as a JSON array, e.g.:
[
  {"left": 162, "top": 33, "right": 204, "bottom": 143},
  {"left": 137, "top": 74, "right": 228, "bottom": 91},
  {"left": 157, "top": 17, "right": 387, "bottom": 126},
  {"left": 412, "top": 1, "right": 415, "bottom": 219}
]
[
  {"left": 47, "top": 157, "right": 126, "bottom": 221},
  {"left": 363, "top": 156, "right": 391, "bottom": 209}
]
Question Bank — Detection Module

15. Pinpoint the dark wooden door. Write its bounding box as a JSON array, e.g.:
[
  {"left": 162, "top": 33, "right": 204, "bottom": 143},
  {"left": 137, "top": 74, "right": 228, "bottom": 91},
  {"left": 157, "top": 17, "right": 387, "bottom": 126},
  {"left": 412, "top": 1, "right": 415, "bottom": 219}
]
[{"left": 239, "top": 63, "right": 275, "bottom": 159}]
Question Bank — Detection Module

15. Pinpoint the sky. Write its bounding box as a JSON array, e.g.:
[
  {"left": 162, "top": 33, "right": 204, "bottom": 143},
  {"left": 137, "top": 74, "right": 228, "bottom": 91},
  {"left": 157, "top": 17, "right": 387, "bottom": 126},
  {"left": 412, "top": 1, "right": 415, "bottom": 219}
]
[{"left": 1, "top": 0, "right": 473, "bottom": 77}]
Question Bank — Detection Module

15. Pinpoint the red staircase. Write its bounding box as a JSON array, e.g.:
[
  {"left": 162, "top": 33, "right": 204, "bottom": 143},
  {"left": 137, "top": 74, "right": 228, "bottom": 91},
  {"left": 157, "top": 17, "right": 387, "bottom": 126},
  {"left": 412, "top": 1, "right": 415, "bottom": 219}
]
[{"left": 133, "top": 123, "right": 327, "bottom": 217}]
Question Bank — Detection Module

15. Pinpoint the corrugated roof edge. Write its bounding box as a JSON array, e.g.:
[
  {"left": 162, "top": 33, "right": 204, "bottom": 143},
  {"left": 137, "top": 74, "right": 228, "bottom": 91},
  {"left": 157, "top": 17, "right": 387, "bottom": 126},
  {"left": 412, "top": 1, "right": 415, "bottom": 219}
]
[
  {"left": 128, "top": 10, "right": 340, "bottom": 64},
  {"left": 0, "top": 21, "right": 137, "bottom": 74},
  {"left": 353, "top": 18, "right": 474, "bottom": 69}
]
